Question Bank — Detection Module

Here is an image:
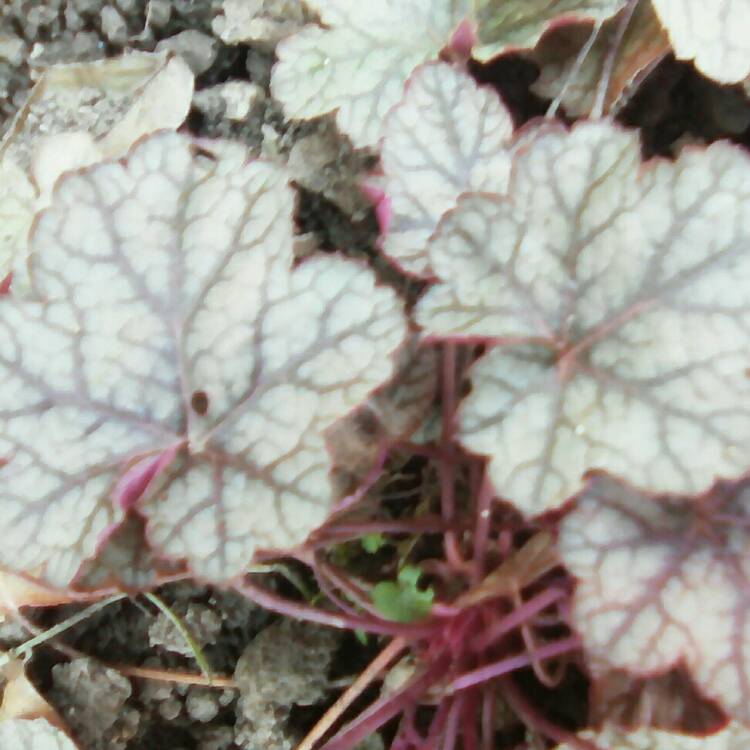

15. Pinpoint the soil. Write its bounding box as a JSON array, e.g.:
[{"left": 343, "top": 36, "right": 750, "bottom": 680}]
[{"left": 0, "top": 2, "right": 749, "bottom": 750}]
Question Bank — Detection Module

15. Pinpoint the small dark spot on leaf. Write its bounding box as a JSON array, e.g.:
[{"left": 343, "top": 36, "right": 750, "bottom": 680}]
[{"left": 191, "top": 390, "right": 209, "bottom": 416}]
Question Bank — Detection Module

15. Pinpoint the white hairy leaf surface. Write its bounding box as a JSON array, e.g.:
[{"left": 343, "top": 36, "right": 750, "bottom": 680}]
[
  {"left": 377, "top": 63, "right": 513, "bottom": 276},
  {"left": 0, "top": 719, "right": 80, "bottom": 749},
  {"left": 554, "top": 722, "right": 750, "bottom": 750},
  {"left": 0, "top": 133, "right": 407, "bottom": 586},
  {"left": 652, "top": 0, "right": 750, "bottom": 84},
  {"left": 270, "top": 1, "right": 628, "bottom": 148},
  {"left": 271, "top": 1, "right": 467, "bottom": 148},
  {"left": 416, "top": 120, "right": 750, "bottom": 516},
  {"left": 559, "top": 475, "right": 750, "bottom": 723},
  {"left": 473, "top": 0, "right": 627, "bottom": 62}
]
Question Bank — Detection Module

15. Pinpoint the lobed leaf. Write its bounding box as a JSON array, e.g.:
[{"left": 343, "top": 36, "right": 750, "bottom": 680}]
[
  {"left": 0, "top": 719, "right": 80, "bottom": 749},
  {"left": 554, "top": 722, "right": 750, "bottom": 750},
  {"left": 416, "top": 120, "right": 750, "bottom": 516},
  {"left": 376, "top": 63, "right": 513, "bottom": 276},
  {"left": 651, "top": 0, "right": 750, "bottom": 84},
  {"left": 270, "top": 1, "right": 627, "bottom": 148},
  {"left": 559, "top": 474, "right": 750, "bottom": 723},
  {"left": 371, "top": 565, "right": 434, "bottom": 623},
  {"left": 271, "top": 0, "right": 467, "bottom": 148},
  {"left": 0, "top": 133, "right": 407, "bottom": 586}
]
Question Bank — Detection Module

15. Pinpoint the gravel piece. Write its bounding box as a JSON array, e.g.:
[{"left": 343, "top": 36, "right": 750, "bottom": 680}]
[
  {"left": 194, "top": 80, "right": 265, "bottom": 121},
  {"left": 212, "top": 0, "right": 310, "bottom": 49},
  {"left": 149, "top": 601, "right": 223, "bottom": 657},
  {"left": 286, "top": 119, "right": 372, "bottom": 219},
  {"left": 186, "top": 686, "right": 222, "bottom": 723},
  {"left": 50, "top": 658, "right": 139, "bottom": 750},
  {"left": 156, "top": 29, "right": 218, "bottom": 74},
  {"left": 101, "top": 5, "right": 129, "bottom": 44},
  {"left": 233, "top": 619, "right": 340, "bottom": 749}
]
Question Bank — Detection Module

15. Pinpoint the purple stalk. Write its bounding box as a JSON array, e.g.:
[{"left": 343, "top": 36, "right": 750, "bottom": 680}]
[
  {"left": 438, "top": 343, "right": 469, "bottom": 571},
  {"left": 473, "top": 588, "right": 567, "bottom": 652},
  {"left": 235, "top": 580, "right": 436, "bottom": 638},
  {"left": 442, "top": 694, "right": 462, "bottom": 750},
  {"left": 423, "top": 699, "right": 452, "bottom": 748},
  {"left": 316, "top": 558, "right": 384, "bottom": 619},
  {"left": 312, "top": 565, "right": 366, "bottom": 620},
  {"left": 448, "top": 635, "right": 582, "bottom": 692},
  {"left": 392, "top": 705, "right": 423, "bottom": 749},
  {"left": 329, "top": 438, "right": 390, "bottom": 515},
  {"left": 460, "top": 691, "right": 478, "bottom": 750},
  {"left": 113, "top": 443, "right": 182, "bottom": 511},
  {"left": 471, "top": 470, "right": 495, "bottom": 581},
  {"left": 312, "top": 515, "right": 450, "bottom": 545},
  {"left": 480, "top": 686, "right": 494, "bottom": 750},
  {"left": 321, "top": 660, "right": 448, "bottom": 750},
  {"left": 499, "top": 675, "right": 607, "bottom": 750},
  {"left": 393, "top": 440, "right": 455, "bottom": 463}
]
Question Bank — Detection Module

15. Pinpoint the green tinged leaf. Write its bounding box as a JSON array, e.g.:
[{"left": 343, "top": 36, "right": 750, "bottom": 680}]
[
  {"left": 371, "top": 565, "right": 433, "bottom": 623},
  {"left": 362, "top": 533, "right": 386, "bottom": 554},
  {"left": 354, "top": 629, "right": 369, "bottom": 645}
]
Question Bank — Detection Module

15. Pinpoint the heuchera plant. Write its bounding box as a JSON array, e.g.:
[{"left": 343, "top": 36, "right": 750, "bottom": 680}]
[
  {"left": 0, "top": 132, "right": 407, "bottom": 586},
  {"left": 5, "top": 4, "right": 750, "bottom": 749},
  {"left": 257, "top": 55, "right": 750, "bottom": 749},
  {"left": 404, "top": 68, "right": 750, "bottom": 518}
]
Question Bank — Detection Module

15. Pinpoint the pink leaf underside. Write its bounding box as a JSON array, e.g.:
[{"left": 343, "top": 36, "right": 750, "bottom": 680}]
[
  {"left": 415, "top": 119, "right": 750, "bottom": 517},
  {"left": 447, "top": 19, "right": 477, "bottom": 59},
  {"left": 113, "top": 443, "right": 181, "bottom": 512},
  {"left": 360, "top": 183, "right": 393, "bottom": 236},
  {"left": 0, "top": 132, "right": 407, "bottom": 587},
  {"left": 559, "top": 473, "right": 750, "bottom": 724}
]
